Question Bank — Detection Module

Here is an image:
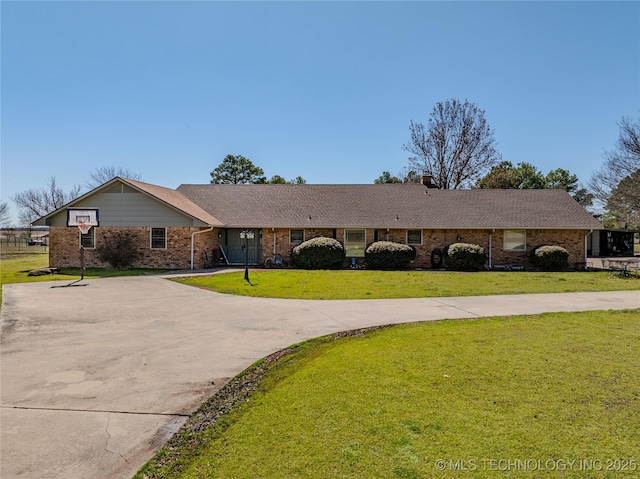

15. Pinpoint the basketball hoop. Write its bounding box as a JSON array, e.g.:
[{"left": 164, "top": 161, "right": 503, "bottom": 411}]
[
  {"left": 67, "top": 208, "right": 99, "bottom": 230},
  {"left": 78, "top": 224, "right": 92, "bottom": 235}
]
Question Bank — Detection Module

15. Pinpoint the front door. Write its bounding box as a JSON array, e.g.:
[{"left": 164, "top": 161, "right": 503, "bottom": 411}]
[{"left": 226, "top": 229, "right": 260, "bottom": 265}]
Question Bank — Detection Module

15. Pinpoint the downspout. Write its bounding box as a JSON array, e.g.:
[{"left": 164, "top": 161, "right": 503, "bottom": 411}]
[
  {"left": 191, "top": 226, "right": 214, "bottom": 270},
  {"left": 272, "top": 227, "right": 276, "bottom": 256},
  {"left": 488, "top": 230, "right": 493, "bottom": 269}
]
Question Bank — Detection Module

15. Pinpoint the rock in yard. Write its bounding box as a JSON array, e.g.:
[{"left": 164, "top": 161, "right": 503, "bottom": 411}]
[{"left": 28, "top": 268, "right": 57, "bottom": 276}]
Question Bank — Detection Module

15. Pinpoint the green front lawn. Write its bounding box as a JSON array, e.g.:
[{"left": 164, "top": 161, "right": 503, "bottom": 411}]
[
  {"left": 137, "top": 309, "right": 640, "bottom": 478},
  {"left": 1, "top": 251, "right": 52, "bottom": 285},
  {"left": 176, "top": 270, "right": 639, "bottom": 299}
]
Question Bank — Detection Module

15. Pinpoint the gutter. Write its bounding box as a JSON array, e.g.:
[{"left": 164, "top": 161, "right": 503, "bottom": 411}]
[{"left": 191, "top": 226, "right": 214, "bottom": 270}]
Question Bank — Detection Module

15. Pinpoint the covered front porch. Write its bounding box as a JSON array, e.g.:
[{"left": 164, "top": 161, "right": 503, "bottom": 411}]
[{"left": 215, "top": 228, "right": 261, "bottom": 266}]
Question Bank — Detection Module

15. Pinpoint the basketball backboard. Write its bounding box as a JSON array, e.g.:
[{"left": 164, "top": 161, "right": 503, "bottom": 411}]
[{"left": 67, "top": 208, "right": 99, "bottom": 229}]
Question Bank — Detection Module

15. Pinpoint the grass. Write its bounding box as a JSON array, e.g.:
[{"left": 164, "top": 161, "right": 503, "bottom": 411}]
[
  {"left": 136, "top": 309, "right": 640, "bottom": 479},
  {"left": 1, "top": 250, "right": 51, "bottom": 283},
  {"left": 176, "top": 270, "right": 639, "bottom": 299}
]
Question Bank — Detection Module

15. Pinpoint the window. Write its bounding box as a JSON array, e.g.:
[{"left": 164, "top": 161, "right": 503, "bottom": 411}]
[
  {"left": 345, "top": 229, "right": 366, "bottom": 257},
  {"left": 80, "top": 228, "right": 95, "bottom": 249},
  {"left": 290, "top": 229, "right": 304, "bottom": 244},
  {"left": 504, "top": 230, "right": 526, "bottom": 252},
  {"left": 407, "top": 229, "right": 422, "bottom": 245},
  {"left": 151, "top": 228, "right": 166, "bottom": 249}
]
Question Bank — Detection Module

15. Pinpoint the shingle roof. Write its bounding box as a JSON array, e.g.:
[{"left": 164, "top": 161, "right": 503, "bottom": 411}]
[
  {"left": 177, "top": 184, "right": 603, "bottom": 230},
  {"left": 124, "top": 178, "right": 224, "bottom": 226}
]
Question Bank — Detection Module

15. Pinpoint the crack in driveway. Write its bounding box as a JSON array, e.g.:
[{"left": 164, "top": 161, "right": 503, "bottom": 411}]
[
  {"left": 428, "top": 297, "right": 483, "bottom": 317},
  {"left": 1, "top": 405, "right": 189, "bottom": 417},
  {"left": 104, "top": 412, "right": 129, "bottom": 463}
]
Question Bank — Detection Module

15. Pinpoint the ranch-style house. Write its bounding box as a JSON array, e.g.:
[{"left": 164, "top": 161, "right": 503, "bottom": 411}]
[{"left": 34, "top": 176, "right": 603, "bottom": 270}]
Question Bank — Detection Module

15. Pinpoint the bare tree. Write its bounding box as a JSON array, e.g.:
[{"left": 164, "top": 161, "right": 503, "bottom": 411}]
[
  {"left": 86, "top": 166, "right": 142, "bottom": 189},
  {"left": 0, "top": 201, "right": 11, "bottom": 227},
  {"left": 589, "top": 116, "right": 640, "bottom": 207},
  {"left": 12, "top": 176, "right": 82, "bottom": 226},
  {"left": 403, "top": 99, "right": 502, "bottom": 189}
]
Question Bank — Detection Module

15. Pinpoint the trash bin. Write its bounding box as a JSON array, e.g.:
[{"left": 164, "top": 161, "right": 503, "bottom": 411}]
[{"left": 431, "top": 248, "right": 443, "bottom": 269}]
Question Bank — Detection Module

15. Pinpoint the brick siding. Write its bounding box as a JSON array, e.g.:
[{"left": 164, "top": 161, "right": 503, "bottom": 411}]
[
  {"left": 259, "top": 228, "right": 588, "bottom": 269},
  {"left": 49, "top": 226, "right": 220, "bottom": 270},
  {"left": 49, "top": 226, "right": 588, "bottom": 270}
]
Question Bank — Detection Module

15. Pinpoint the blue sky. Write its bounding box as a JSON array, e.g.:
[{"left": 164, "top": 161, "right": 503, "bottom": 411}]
[{"left": 2, "top": 1, "right": 639, "bottom": 224}]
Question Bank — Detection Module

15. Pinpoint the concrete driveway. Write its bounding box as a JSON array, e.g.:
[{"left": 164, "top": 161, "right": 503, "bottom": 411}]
[{"left": 1, "top": 275, "right": 638, "bottom": 478}]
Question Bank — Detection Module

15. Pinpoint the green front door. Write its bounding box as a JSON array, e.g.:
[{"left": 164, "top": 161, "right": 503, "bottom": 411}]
[{"left": 226, "top": 229, "right": 260, "bottom": 265}]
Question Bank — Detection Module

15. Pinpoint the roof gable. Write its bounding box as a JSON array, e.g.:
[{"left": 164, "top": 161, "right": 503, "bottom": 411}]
[{"left": 34, "top": 177, "right": 223, "bottom": 227}]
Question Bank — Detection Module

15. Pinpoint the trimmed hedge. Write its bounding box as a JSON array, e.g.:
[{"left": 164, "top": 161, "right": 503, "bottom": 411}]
[
  {"left": 530, "top": 245, "right": 569, "bottom": 271},
  {"left": 445, "top": 242, "right": 486, "bottom": 271},
  {"left": 290, "top": 237, "right": 346, "bottom": 269},
  {"left": 365, "top": 241, "right": 416, "bottom": 270}
]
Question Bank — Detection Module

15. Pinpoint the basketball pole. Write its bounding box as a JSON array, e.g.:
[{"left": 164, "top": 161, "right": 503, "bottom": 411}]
[
  {"left": 60, "top": 235, "right": 86, "bottom": 287},
  {"left": 80, "top": 245, "right": 85, "bottom": 281},
  {"left": 244, "top": 231, "right": 250, "bottom": 284},
  {"left": 59, "top": 210, "right": 97, "bottom": 287},
  {"left": 242, "top": 229, "right": 253, "bottom": 285},
  {"left": 70, "top": 224, "right": 87, "bottom": 285}
]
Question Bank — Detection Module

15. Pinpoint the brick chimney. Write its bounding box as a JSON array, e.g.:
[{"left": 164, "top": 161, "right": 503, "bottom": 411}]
[{"left": 421, "top": 174, "right": 437, "bottom": 188}]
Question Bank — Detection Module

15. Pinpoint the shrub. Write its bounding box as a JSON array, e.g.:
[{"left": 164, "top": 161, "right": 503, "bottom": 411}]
[
  {"left": 365, "top": 241, "right": 416, "bottom": 270},
  {"left": 530, "top": 245, "right": 569, "bottom": 271},
  {"left": 445, "top": 242, "right": 486, "bottom": 271},
  {"left": 290, "top": 237, "right": 345, "bottom": 269},
  {"left": 97, "top": 231, "right": 141, "bottom": 269}
]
